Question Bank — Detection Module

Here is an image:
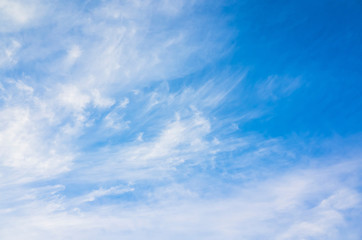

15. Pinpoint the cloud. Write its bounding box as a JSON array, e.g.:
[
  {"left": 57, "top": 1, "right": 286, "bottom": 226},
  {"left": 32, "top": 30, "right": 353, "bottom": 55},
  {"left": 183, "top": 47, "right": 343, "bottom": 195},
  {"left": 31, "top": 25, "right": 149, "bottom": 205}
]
[
  {"left": 118, "top": 98, "right": 130, "bottom": 109},
  {"left": 0, "top": 80, "right": 75, "bottom": 185},
  {"left": 0, "top": 160, "right": 360, "bottom": 240},
  {"left": 0, "top": 0, "right": 47, "bottom": 32},
  {"left": 0, "top": 40, "right": 21, "bottom": 68},
  {"left": 257, "top": 75, "right": 302, "bottom": 100},
  {"left": 80, "top": 110, "right": 212, "bottom": 182},
  {"left": 70, "top": 185, "right": 134, "bottom": 205},
  {"left": 0, "top": 0, "right": 233, "bottom": 185}
]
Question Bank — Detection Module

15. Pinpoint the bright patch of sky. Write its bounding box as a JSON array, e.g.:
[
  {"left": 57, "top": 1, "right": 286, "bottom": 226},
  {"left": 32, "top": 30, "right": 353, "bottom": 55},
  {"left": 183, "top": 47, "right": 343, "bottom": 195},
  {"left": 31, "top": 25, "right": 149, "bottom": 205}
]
[{"left": 0, "top": 0, "right": 362, "bottom": 239}]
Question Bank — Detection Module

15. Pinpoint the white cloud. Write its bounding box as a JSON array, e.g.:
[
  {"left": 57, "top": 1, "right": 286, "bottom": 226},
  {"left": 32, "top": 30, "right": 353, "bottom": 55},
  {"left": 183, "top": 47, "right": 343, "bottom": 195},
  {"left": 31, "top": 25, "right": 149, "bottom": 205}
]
[
  {"left": 57, "top": 84, "right": 91, "bottom": 112},
  {"left": 0, "top": 80, "right": 75, "bottom": 184},
  {"left": 0, "top": 160, "right": 360, "bottom": 240},
  {"left": 0, "top": 0, "right": 231, "bottom": 184},
  {"left": 0, "top": 0, "right": 35, "bottom": 24},
  {"left": 63, "top": 45, "right": 82, "bottom": 68},
  {"left": 0, "top": 40, "right": 21, "bottom": 68},
  {"left": 104, "top": 111, "right": 130, "bottom": 130},
  {"left": 70, "top": 185, "right": 134, "bottom": 205},
  {"left": 119, "top": 98, "right": 130, "bottom": 108},
  {"left": 85, "top": 111, "right": 212, "bottom": 181},
  {"left": 257, "top": 75, "right": 301, "bottom": 100},
  {"left": 0, "top": 0, "right": 47, "bottom": 32}
]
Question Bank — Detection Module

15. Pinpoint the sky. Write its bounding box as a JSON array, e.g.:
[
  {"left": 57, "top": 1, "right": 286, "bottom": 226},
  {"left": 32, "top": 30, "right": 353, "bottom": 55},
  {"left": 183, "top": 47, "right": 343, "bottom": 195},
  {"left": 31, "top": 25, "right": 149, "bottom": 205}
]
[{"left": 0, "top": 0, "right": 362, "bottom": 239}]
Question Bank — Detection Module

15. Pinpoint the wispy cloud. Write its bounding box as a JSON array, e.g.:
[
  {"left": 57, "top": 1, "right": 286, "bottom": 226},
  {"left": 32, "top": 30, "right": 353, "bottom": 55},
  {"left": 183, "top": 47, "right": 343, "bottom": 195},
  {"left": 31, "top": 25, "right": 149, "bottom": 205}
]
[
  {"left": 257, "top": 75, "right": 302, "bottom": 101},
  {"left": 0, "top": 160, "right": 360, "bottom": 239},
  {"left": 0, "top": 39, "right": 21, "bottom": 68},
  {"left": 0, "top": 0, "right": 361, "bottom": 239},
  {"left": 0, "top": 0, "right": 47, "bottom": 32}
]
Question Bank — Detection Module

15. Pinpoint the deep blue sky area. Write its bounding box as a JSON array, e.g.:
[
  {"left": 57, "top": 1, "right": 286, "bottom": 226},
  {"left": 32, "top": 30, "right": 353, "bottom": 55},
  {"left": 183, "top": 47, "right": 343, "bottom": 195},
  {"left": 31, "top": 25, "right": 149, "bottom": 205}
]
[{"left": 215, "top": 0, "right": 362, "bottom": 138}]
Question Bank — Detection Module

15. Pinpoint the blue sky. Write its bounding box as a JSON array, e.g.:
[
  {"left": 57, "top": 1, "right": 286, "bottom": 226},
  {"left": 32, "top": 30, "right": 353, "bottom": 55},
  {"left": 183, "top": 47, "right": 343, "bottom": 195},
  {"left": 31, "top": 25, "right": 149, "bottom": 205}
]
[{"left": 0, "top": 0, "right": 362, "bottom": 239}]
